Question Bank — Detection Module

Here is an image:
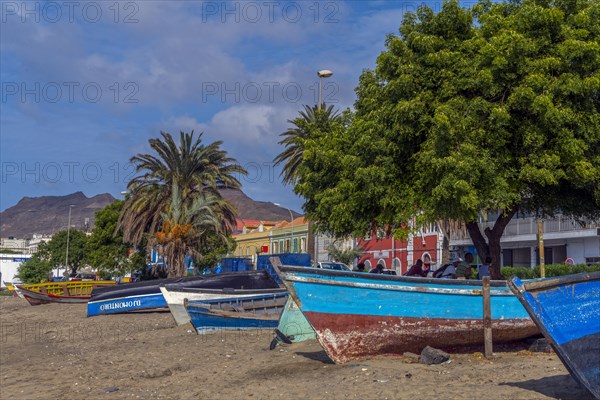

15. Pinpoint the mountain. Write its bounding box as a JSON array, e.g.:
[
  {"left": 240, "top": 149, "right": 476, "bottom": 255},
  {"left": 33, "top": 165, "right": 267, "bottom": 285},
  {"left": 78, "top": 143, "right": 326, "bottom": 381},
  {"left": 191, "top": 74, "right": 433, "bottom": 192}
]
[
  {"left": 1, "top": 190, "right": 299, "bottom": 238},
  {"left": 0, "top": 192, "right": 116, "bottom": 238},
  {"left": 219, "top": 189, "right": 301, "bottom": 222}
]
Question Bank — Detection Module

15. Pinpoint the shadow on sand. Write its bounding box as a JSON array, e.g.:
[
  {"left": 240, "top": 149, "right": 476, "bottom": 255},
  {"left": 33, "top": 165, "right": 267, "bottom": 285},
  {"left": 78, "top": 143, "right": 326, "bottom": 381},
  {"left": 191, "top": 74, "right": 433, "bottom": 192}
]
[
  {"left": 294, "top": 350, "right": 335, "bottom": 364},
  {"left": 500, "top": 375, "right": 594, "bottom": 400}
]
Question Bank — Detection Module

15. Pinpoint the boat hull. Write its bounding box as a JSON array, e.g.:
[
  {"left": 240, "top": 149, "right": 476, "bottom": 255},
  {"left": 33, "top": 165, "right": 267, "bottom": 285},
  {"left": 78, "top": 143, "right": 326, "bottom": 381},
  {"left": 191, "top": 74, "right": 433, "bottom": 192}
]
[
  {"left": 87, "top": 271, "right": 280, "bottom": 317},
  {"left": 275, "top": 265, "right": 537, "bottom": 363},
  {"left": 16, "top": 281, "right": 116, "bottom": 305},
  {"left": 509, "top": 272, "right": 600, "bottom": 399},
  {"left": 19, "top": 287, "right": 91, "bottom": 305},
  {"left": 160, "top": 286, "right": 285, "bottom": 326},
  {"left": 185, "top": 291, "right": 288, "bottom": 334}
]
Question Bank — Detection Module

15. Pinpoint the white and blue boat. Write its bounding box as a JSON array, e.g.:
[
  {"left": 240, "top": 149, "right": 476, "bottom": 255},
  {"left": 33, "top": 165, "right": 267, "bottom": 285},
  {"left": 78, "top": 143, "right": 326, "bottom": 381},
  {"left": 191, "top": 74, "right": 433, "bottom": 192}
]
[
  {"left": 272, "top": 262, "right": 538, "bottom": 363},
  {"left": 184, "top": 290, "right": 288, "bottom": 333},
  {"left": 509, "top": 272, "right": 600, "bottom": 399},
  {"left": 160, "top": 284, "right": 282, "bottom": 326},
  {"left": 87, "top": 271, "right": 279, "bottom": 317}
]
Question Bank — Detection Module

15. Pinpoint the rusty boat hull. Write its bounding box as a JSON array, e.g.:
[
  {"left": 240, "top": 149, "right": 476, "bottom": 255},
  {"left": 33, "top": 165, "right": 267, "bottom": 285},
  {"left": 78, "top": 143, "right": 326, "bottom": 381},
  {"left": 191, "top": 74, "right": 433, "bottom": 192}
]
[{"left": 274, "top": 266, "right": 538, "bottom": 363}]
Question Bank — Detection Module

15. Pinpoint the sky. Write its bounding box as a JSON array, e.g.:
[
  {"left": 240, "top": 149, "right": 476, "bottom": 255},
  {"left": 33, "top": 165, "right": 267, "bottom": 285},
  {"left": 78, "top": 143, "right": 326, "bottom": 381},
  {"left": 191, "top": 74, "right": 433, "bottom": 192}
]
[{"left": 1, "top": 0, "right": 455, "bottom": 213}]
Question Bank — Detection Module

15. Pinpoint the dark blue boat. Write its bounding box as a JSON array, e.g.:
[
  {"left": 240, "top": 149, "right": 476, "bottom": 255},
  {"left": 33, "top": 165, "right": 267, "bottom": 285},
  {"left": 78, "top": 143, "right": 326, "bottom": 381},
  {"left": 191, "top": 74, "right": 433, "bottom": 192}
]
[
  {"left": 87, "top": 270, "right": 280, "bottom": 316},
  {"left": 184, "top": 290, "right": 288, "bottom": 333},
  {"left": 509, "top": 272, "right": 600, "bottom": 399}
]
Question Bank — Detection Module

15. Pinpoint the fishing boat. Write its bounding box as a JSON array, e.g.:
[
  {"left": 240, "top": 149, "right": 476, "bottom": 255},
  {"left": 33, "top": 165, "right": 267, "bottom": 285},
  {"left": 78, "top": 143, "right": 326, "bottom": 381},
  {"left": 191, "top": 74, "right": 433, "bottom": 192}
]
[
  {"left": 160, "top": 281, "right": 282, "bottom": 326},
  {"left": 509, "top": 272, "right": 600, "bottom": 400},
  {"left": 87, "top": 270, "right": 280, "bottom": 317},
  {"left": 16, "top": 280, "right": 116, "bottom": 305},
  {"left": 272, "top": 261, "right": 538, "bottom": 363},
  {"left": 184, "top": 290, "right": 288, "bottom": 333}
]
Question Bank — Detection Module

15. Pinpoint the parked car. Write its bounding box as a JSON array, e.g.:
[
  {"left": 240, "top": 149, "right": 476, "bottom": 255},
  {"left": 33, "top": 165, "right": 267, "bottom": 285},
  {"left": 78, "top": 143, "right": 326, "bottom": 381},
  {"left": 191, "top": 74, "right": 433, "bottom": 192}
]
[
  {"left": 69, "top": 273, "right": 97, "bottom": 281},
  {"left": 316, "top": 262, "right": 352, "bottom": 271}
]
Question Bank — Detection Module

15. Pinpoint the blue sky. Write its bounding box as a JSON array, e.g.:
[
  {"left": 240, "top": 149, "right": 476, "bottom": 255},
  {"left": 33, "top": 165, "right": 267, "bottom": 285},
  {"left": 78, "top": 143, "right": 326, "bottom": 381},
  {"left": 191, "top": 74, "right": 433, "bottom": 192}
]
[{"left": 1, "top": 0, "right": 452, "bottom": 212}]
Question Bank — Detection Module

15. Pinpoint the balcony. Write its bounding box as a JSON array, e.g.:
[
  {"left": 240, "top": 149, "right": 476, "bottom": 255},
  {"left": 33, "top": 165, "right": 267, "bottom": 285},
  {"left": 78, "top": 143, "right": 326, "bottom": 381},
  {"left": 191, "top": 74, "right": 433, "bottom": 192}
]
[{"left": 450, "top": 216, "right": 599, "bottom": 244}]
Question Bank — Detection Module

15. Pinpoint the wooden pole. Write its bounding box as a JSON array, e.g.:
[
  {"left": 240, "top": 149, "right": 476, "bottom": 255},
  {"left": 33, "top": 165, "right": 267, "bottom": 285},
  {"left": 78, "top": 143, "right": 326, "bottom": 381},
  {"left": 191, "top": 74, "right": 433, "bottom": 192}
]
[
  {"left": 482, "top": 276, "right": 493, "bottom": 358},
  {"left": 537, "top": 218, "right": 545, "bottom": 278}
]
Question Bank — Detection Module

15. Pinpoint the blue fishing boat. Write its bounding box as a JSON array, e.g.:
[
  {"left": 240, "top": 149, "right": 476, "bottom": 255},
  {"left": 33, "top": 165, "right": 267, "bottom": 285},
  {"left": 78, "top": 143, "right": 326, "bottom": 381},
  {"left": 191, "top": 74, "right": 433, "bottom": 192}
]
[
  {"left": 509, "top": 272, "right": 600, "bottom": 399},
  {"left": 184, "top": 290, "right": 288, "bottom": 333},
  {"left": 272, "top": 262, "right": 537, "bottom": 363},
  {"left": 87, "top": 270, "right": 279, "bottom": 317}
]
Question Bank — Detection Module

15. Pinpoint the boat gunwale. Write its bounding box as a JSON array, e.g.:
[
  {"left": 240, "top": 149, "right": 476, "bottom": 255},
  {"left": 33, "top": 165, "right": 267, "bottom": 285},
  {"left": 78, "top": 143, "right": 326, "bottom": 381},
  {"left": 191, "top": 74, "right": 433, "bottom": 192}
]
[
  {"left": 516, "top": 271, "right": 600, "bottom": 293},
  {"left": 279, "top": 265, "right": 510, "bottom": 287},
  {"left": 282, "top": 274, "right": 514, "bottom": 296}
]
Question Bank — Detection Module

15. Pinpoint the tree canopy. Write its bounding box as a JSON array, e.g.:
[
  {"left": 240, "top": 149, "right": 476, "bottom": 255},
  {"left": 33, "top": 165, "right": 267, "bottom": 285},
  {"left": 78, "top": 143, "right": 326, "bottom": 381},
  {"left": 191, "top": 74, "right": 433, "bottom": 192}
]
[
  {"left": 17, "top": 230, "right": 88, "bottom": 282},
  {"left": 292, "top": 0, "right": 599, "bottom": 274},
  {"left": 86, "top": 200, "right": 146, "bottom": 277}
]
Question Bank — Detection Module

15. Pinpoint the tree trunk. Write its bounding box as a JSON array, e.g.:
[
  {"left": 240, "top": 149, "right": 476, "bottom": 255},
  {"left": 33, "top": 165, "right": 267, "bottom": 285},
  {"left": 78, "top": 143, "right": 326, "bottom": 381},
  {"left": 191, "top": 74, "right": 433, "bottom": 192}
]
[{"left": 466, "top": 206, "right": 518, "bottom": 279}]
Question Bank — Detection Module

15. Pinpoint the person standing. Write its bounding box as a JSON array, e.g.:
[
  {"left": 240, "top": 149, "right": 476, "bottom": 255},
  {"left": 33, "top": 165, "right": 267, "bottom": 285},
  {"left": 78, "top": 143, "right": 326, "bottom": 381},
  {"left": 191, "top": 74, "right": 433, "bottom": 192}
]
[{"left": 478, "top": 256, "right": 492, "bottom": 280}]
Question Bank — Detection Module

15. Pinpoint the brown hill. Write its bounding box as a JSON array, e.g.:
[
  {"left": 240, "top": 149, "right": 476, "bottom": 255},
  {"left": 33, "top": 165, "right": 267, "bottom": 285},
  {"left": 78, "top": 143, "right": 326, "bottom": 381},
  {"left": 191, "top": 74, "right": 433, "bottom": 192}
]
[
  {"left": 1, "top": 190, "right": 299, "bottom": 238},
  {"left": 219, "top": 189, "right": 300, "bottom": 222},
  {"left": 0, "top": 192, "right": 116, "bottom": 238}
]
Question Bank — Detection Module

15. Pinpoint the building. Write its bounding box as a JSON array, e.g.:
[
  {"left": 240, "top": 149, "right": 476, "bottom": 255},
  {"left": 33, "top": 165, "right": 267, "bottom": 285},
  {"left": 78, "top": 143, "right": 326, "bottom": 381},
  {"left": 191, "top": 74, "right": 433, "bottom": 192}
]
[
  {"left": 357, "top": 223, "right": 442, "bottom": 274},
  {"left": 0, "top": 237, "right": 29, "bottom": 253},
  {"left": 232, "top": 219, "right": 280, "bottom": 264},
  {"left": 0, "top": 253, "right": 32, "bottom": 286},
  {"left": 269, "top": 217, "right": 315, "bottom": 260},
  {"left": 27, "top": 234, "right": 53, "bottom": 253},
  {"left": 314, "top": 235, "right": 355, "bottom": 264},
  {"left": 450, "top": 214, "right": 600, "bottom": 267}
]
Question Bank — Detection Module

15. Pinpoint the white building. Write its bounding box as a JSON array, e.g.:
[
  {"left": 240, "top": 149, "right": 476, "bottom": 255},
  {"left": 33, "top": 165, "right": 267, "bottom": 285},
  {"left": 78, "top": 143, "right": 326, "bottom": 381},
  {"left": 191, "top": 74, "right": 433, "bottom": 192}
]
[
  {"left": 450, "top": 214, "right": 600, "bottom": 267},
  {"left": 0, "top": 253, "right": 31, "bottom": 286},
  {"left": 314, "top": 235, "right": 356, "bottom": 265},
  {"left": 0, "top": 238, "right": 29, "bottom": 253}
]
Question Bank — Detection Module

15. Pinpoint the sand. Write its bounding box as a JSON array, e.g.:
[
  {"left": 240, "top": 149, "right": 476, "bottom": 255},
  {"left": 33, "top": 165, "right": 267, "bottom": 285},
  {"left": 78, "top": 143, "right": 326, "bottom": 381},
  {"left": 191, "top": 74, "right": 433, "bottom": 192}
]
[{"left": 0, "top": 296, "right": 594, "bottom": 400}]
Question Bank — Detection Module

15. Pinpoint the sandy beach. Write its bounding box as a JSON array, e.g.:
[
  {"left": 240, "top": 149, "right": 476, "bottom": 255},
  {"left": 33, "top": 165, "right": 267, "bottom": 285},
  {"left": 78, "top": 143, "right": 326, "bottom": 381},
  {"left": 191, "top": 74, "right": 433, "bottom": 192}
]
[{"left": 0, "top": 295, "right": 593, "bottom": 400}]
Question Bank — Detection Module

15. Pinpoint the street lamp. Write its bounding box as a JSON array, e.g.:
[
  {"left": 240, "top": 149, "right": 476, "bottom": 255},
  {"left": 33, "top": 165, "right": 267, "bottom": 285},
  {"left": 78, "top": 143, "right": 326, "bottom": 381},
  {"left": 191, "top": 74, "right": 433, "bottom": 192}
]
[
  {"left": 64, "top": 205, "right": 74, "bottom": 279},
  {"left": 274, "top": 203, "right": 294, "bottom": 253},
  {"left": 317, "top": 69, "right": 333, "bottom": 110}
]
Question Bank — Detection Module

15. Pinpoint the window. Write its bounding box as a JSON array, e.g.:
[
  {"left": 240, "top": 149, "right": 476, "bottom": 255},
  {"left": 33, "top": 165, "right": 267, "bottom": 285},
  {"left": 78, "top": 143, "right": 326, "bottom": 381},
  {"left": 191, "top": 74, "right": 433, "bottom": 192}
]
[
  {"left": 377, "top": 259, "right": 386, "bottom": 268},
  {"left": 273, "top": 242, "right": 278, "bottom": 254},
  {"left": 300, "top": 237, "right": 306, "bottom": 253},
  {"left": 246, "top": 246, "right": 250, "bottom": 256},
  {"left": 364, "top": 260, "right": 372, "bottom": 269},
  {"left": 293, "top": 238, "right": 298, "bottom": 253}
]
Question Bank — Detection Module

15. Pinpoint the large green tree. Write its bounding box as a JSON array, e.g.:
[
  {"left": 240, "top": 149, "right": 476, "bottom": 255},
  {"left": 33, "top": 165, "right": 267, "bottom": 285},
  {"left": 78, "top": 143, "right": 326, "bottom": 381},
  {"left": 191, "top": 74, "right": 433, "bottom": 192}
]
[
  {"left": 17, "top": 242, "right": 52, "bottom": 283},
  {"left": 294, "top": 0, "right": 600, "bottom": 276},
  {"left": 17, "top": 230, "right": 88, "bottom": 282},
  {"left": 86, "top": 200, "right": 146, "bottom": 278},
  {"left": 118, "top": 131, "right": 246, "bottom": 277}
]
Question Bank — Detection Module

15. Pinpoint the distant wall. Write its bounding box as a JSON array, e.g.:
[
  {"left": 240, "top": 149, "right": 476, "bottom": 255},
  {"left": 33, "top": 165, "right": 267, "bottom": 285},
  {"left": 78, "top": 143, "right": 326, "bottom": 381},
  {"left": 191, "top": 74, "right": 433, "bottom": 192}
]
[{"left": 0, "top": 253, "right": 31, "bottom": 286}]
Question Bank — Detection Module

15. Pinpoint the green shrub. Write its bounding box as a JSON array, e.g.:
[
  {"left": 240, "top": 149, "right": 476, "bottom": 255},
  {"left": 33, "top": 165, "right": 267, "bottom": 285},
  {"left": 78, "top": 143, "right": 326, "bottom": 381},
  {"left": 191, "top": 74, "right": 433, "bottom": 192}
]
[
  {"left": 502, "top": 263, "right": 600, "bottom": 279},
  {"left": 501, "top": 267, "right": 535, "bottom": 280}
]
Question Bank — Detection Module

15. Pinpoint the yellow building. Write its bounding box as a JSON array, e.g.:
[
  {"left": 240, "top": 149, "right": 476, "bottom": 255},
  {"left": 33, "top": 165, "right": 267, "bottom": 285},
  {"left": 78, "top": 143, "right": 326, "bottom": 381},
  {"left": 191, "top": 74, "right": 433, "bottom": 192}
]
[{"left": 232, "top": 219, "right": 281, "bottom": 263}]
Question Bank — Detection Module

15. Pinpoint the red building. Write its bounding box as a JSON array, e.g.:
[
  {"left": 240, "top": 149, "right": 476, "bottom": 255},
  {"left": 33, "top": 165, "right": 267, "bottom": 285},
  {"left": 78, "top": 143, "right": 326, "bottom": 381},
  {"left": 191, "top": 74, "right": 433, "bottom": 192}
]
[{"left": 357, "top": 225, "right": 442, "bottom": 275}]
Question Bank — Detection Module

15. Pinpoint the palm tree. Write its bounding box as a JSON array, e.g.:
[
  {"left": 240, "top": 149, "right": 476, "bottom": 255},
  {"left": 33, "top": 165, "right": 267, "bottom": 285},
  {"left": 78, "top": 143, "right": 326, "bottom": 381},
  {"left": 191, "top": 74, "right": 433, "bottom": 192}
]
[
  {"left": 118, "top": 131, "right": 246, "bottom": 276},
  {"left": 274, "top": 104, "right": 341, "bottom": 185}
]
